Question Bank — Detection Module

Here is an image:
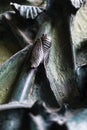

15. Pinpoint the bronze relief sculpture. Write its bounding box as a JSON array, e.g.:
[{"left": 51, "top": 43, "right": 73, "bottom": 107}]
[{"left": 0, "top": 0, "right": 87, "bottom": 130}]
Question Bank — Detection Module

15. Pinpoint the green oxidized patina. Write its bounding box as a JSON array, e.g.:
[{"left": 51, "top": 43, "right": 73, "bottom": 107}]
[{"left": 0, "top": 0, "right": 87, "bottom": 130}]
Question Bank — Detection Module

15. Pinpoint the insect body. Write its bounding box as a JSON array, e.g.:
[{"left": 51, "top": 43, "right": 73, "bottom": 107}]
[
  {"left": 30, "top": 34, "right": 52, "bottom": 68},
  {"left": 41, "top": 34, "right": 51, "bottom": 53}
]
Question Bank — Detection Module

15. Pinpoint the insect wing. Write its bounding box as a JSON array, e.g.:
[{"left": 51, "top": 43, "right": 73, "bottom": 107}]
[{"left": 30, "top": 39, "right": 44, "bottom": 68}]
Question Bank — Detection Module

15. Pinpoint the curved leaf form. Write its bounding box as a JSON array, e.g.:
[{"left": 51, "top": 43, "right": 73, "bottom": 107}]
[
  {"left": 10, "top": 2, "right": 44, "bottom": 19},
  {"left": 0, "top": 45, "right": 30, "bottom": 103}
]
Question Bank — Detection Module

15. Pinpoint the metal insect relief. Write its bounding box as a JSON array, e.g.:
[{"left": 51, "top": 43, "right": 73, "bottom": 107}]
[{"left": 30, "top": 34, "right": 52, "bottom": 68}]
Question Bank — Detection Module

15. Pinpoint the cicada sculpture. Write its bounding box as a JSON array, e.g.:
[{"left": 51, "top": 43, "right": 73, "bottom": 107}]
[{"left": 0, "top": 0, "right": 87, "bottom": 130}]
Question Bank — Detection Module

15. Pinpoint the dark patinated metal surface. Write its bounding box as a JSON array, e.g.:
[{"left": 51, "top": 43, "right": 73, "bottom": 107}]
[{"left": 0, "top": 0, "right": 87, "bottom": 130}]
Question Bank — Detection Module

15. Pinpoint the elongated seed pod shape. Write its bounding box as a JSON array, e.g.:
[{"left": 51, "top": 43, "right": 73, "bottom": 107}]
[
  {"left": 41, "top": 34, "right": 51, "bottom": 53},
  {"left": 10, "top": 2, "right": 44, "bottom": 19},
  {"left": 30, "top": 34, "right": 52, "bottom": 68},
  {"left": 41, "top": 34, "right": 52, "bottom": 65},
  {"left": 30, "top": 38, "right": 44, "bottom": 68}
]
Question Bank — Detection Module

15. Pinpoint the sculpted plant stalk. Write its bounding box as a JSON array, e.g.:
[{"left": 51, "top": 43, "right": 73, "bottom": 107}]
[
  {"left": 0, "top": 0, "right": 86, "bottom": 106},
  {"left": 0, "top": 0, "right": 87, "bottom": 130}
]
